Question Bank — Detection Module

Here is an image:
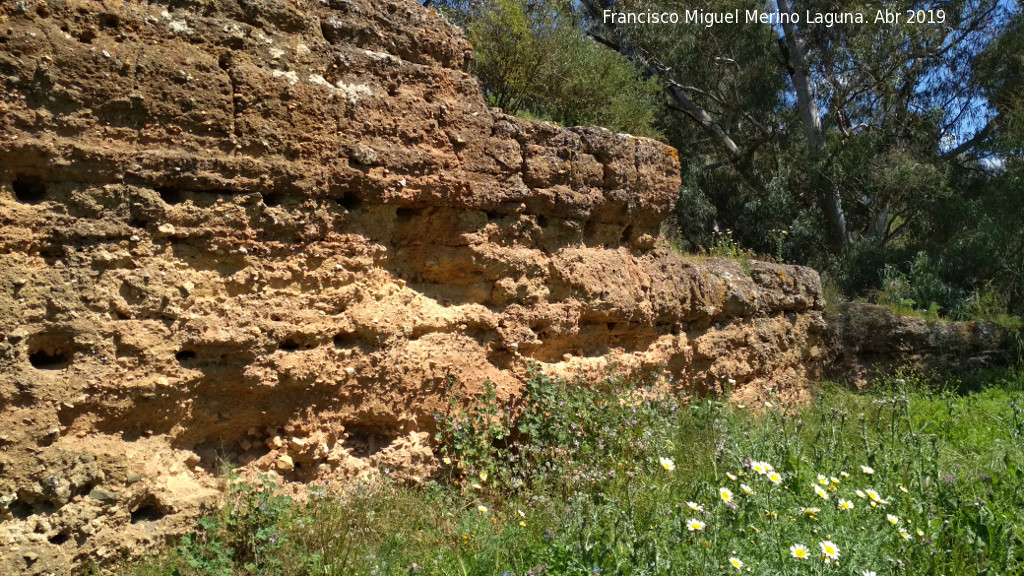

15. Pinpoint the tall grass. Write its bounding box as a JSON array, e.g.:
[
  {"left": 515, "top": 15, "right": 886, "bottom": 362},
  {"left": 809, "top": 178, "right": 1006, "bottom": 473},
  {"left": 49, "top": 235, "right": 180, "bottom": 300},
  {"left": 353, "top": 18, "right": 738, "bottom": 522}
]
[{"left": 120, "top": 368, "right": 1024, "bottom": 575}]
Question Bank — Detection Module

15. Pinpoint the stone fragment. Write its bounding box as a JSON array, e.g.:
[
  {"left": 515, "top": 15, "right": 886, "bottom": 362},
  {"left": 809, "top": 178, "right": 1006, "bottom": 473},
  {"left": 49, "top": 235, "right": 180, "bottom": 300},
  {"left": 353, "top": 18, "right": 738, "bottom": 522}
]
[{"left": 275, "top": 455, "right": 294, "bottom": 472}]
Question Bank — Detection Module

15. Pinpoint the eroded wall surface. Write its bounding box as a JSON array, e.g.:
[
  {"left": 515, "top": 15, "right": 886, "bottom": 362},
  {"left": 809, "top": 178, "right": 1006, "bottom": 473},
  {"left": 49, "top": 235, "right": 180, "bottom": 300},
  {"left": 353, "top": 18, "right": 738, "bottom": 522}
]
[{"left": 0, "top": 0, "right": 825, "bottom": 572}]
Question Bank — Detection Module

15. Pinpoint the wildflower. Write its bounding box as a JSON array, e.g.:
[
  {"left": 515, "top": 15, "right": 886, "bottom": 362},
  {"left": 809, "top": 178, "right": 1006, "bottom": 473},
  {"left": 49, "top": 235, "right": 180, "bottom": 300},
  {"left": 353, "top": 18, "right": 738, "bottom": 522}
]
[
  {"left": 840, "top": 471, "right": 850, "bottom": 478},
  {"left": 443, "top": 457, "right": 452, "bottom": 465},
  {"left": 861, "top": 465, "right": 874, "bottom": 475},
  {"left": 899, "top": 528, "right": 911, "bottom": 540},
  {"left": 819, "top": 540, "right": 840, "bottom": 560},
  {"left": 887, "top": 514, "right": 900, "bottom": 525},
  {"left": 472, "top": 483, "right": 482, "bottom": 490},
  {"left": 765, "top": 401, "right": 773, "bottom": 408},
  {"left": 687, "top": 501, "right": 704, "bottom": 512},
  {"left": 790, "top": 543, "right": 810, "bottom": 559},
  {"left": 480, "top": 472, "right": 488, "bottom": 481},
  {"left": 659, "top": 457, "right": 676, "bottom": 471},
  {"left": 917, "top": 529, "right": 925, "bottom": 537},
  {"left": 719, "top": 487, "right": 733, "bottom": 503},
  {"left": 767, "top": 471, "right": 782, "bottom": 485},
  {"left": 751, "top": 461, "right": 769, "bottom": 475},
  {"left": 863, "top": 571, "right": 877, "bottom": 576},
  {"left": 838, "top": 499, "right": 854, "bottom": 511},
  {"left": 865, "top": 489, "right": 885, "bottom": 504},
  {"left": 517, "top": 509, "right": 526, "bottom": 518},
  {"left": 801, "top": 507, "right": 821, "bottom": 515},
  {"left": 729, "top": 557, "right": 744, "bottom": 570},
  {"left": 726, "top": 472, "right": 737, "bottom": 481},
  {"left": 813, "top": 484, "right": 830, "bottom": 500},
  {"left": 741, "top": 484, "right": 754, "bottom": 495},
  {"left": 830, "top": 476, "right": 840, "bottom": 485},
  {"left": 478, "top": 505, "right": 488, "bottom": 513},
  {"left": 817, "top": 474, "right": 829, "bottom": 485},
  {"left": 855, "top": 489, "right": 867, "bottom": 499},
  {"left": 519, "top": 521, "right": 526, "bottom": 527},
  {"left": 686, "top": 518, "right": 706, "bottom": 532},
  {"left": 898, "top": 484, "right": 909, "bottom": 493}
]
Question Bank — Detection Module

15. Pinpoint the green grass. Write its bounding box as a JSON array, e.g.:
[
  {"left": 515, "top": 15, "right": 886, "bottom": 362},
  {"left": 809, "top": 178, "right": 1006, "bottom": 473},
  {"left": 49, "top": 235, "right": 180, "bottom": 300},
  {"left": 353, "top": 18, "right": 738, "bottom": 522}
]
[{"left": 119, "top": 368, "right": 1024, "bottom": 575}]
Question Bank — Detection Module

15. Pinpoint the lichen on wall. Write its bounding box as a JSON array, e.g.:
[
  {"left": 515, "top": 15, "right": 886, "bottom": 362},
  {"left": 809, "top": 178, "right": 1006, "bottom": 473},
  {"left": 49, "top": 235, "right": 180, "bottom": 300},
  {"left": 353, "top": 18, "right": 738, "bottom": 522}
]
[{"left": 0, "top": 0, "right": 826, "bottom": 572}]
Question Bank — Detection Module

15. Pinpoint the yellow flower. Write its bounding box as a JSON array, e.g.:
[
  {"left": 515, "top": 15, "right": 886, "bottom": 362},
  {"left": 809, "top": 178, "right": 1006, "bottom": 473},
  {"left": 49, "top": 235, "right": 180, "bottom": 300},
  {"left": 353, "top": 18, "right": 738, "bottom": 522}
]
[
  {"left": 917, "top": 529, "right": 925, "bottom": 537},
  {"left": 838, "top": 498, "right": 854, "bottom": 511},
  {"left": 479, "top": 472, "right": 488, "bottom": 481},
  {"left": 659, "top": 457, "right": 676, "bottom": 471},
  {"left": 865, "top": 489, "right": 883, "bottom": 503},
  {"left": 741, "top": 484, "right": 754, "bottom": 495},
  {"left": 443, "top": 457, "right": 452, "bottom": 465},
  {"left": 813, "top": 484, "right": 830, "bottom": 500},
  {"left": 477, "top": 505, "right": 488, "bottom": 513},
  {"left": 830, "top": 476, "right": 841, "bottom": 485},
  {"left": 729, "top": 557, "right": 744, "bottom": 570},
  {"left": 790, "top": 543, "right": 810, "bottom": 559},
  {"left": 686, "top": 518, "right": 706, "bottom": 532},
  {"left": 899, "top": 529, "right": 911, "bottom": 540},
  {"left": 726, "top": 472, "right": 738, "bottom": 481},
  {"left": 687, "top": 501, "right": 705, "bottom": 512},
  {"left": 801, "top": 507, "right": 821, "bottom": 515},
  {"left": 517, "top": 509, "right": 526, "bottom": 518},
  {"left": 855, "top": 489, "right": 866, "bottom": 499},
  {"left": 887, "top": 514, "right": 900, "bottom": 525},
  {"left": 840, "top": 471, "right": 850, "bottom": 478},
  {"left": 720, "top": 487, "right": 734, "bottom": 503},
  {"left": 817, "top": 474, "right": 829, "bottom": 485},
  {"left": 519, "top": 521, "right": 526, "bottom": 527},
  {"left": 767, "top": 471, "right": 783, "bottom": 485},
  {"left": 819, "top": 540, "right": 840, "bottom": 560},
  {"left": 751, "top": 462, "right": 768, "bottom": 475},
  {"left": 861, "top": 465, "right": 875, "bottom": 475}
]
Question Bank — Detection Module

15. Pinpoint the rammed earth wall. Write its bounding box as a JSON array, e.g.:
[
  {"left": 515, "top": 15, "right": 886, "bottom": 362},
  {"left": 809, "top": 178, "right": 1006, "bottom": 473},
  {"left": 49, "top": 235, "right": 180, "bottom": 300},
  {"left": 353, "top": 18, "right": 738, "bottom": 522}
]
[{"left": 0, "top": 0, "right": 828, "bottom": 572}]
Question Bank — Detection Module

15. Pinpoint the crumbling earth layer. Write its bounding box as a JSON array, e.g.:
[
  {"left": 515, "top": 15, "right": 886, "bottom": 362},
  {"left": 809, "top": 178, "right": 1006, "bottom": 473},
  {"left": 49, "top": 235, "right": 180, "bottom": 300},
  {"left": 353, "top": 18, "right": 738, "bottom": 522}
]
[{"left": 0, "top": 0, "right": 827, "bottom": 572}]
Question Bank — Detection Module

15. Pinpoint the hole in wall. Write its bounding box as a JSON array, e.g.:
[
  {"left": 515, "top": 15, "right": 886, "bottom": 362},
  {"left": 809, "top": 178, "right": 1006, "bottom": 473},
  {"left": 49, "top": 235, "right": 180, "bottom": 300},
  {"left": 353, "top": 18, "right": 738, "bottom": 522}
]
[
  {"left": 156, "top": 186, "right": 184, "bottom": 205},
  {"left": 49, "top": 532, "right": 70, "bottom": 546},
  {"left": 278, "top": 339, "right": 301, "bottom": 352},
  {"left": 98, "top": 13, "right": 120, "bottom": 29},
  {"left": 395, "top": 207, "right": 417, "bottom": 222},
  {"left": 261, "top": 191, "right": 282, "bottom": 207},
  {"left": 620, "top": 224, "right": 633, "bottom": 245},
  {"left": 27, "top": 332, "right": 77, "bottom": 370},
  {"left": 333, "top": 332, "right": 361, "bottom": 349},
  {"left": 29, "top": 349, "right": 72, "bottom": 370},
  {"left": 335, "top": 193, "right": 362, "bottom": 211},
  {"left": 175, "top": 350, "right": 197, "bottom": 364},
  {"left": 12, "top": 176, "right": 48, "bottom": 204},
  {"left": 8, "top": 499, "right": 34, "bottom": 520},
  {"left": 131, "top": 500, "right": 166, "bottom": 524}
]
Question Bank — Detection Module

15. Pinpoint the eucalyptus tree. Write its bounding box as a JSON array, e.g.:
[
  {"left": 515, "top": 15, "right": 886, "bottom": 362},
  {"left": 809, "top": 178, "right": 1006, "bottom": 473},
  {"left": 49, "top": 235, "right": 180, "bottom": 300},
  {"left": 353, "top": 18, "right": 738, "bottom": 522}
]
[{"left": 576, "top": 0, "right": 1010, "bottom": 258}]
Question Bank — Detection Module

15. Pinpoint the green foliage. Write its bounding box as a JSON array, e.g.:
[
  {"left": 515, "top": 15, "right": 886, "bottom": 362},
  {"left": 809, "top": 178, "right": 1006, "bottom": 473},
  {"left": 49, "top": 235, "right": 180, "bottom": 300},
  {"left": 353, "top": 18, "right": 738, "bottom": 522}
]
[
  {"left": 124, "top": 368, "right": 1024, "bottom": 575},
  {"left": 435, "top": 378, "right": 511, "bottom": 477},
  {"left": 463, "top": 0, "right": 663, "bottom": 138}
]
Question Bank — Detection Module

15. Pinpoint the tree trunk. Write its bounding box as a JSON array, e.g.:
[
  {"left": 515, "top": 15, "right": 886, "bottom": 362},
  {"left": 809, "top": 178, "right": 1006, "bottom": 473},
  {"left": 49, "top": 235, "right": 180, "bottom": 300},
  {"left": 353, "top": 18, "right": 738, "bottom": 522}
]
[{"left": 777, "top": 0, "right": 851, "bottom": 249}]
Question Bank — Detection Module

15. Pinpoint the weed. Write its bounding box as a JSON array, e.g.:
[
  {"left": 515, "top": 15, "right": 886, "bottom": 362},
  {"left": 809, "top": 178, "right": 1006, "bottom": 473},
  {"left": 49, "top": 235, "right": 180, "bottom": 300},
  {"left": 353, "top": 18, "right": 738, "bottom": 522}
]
[{"left": 122, "top": 368, "right": 1024, "bottom": 576}]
